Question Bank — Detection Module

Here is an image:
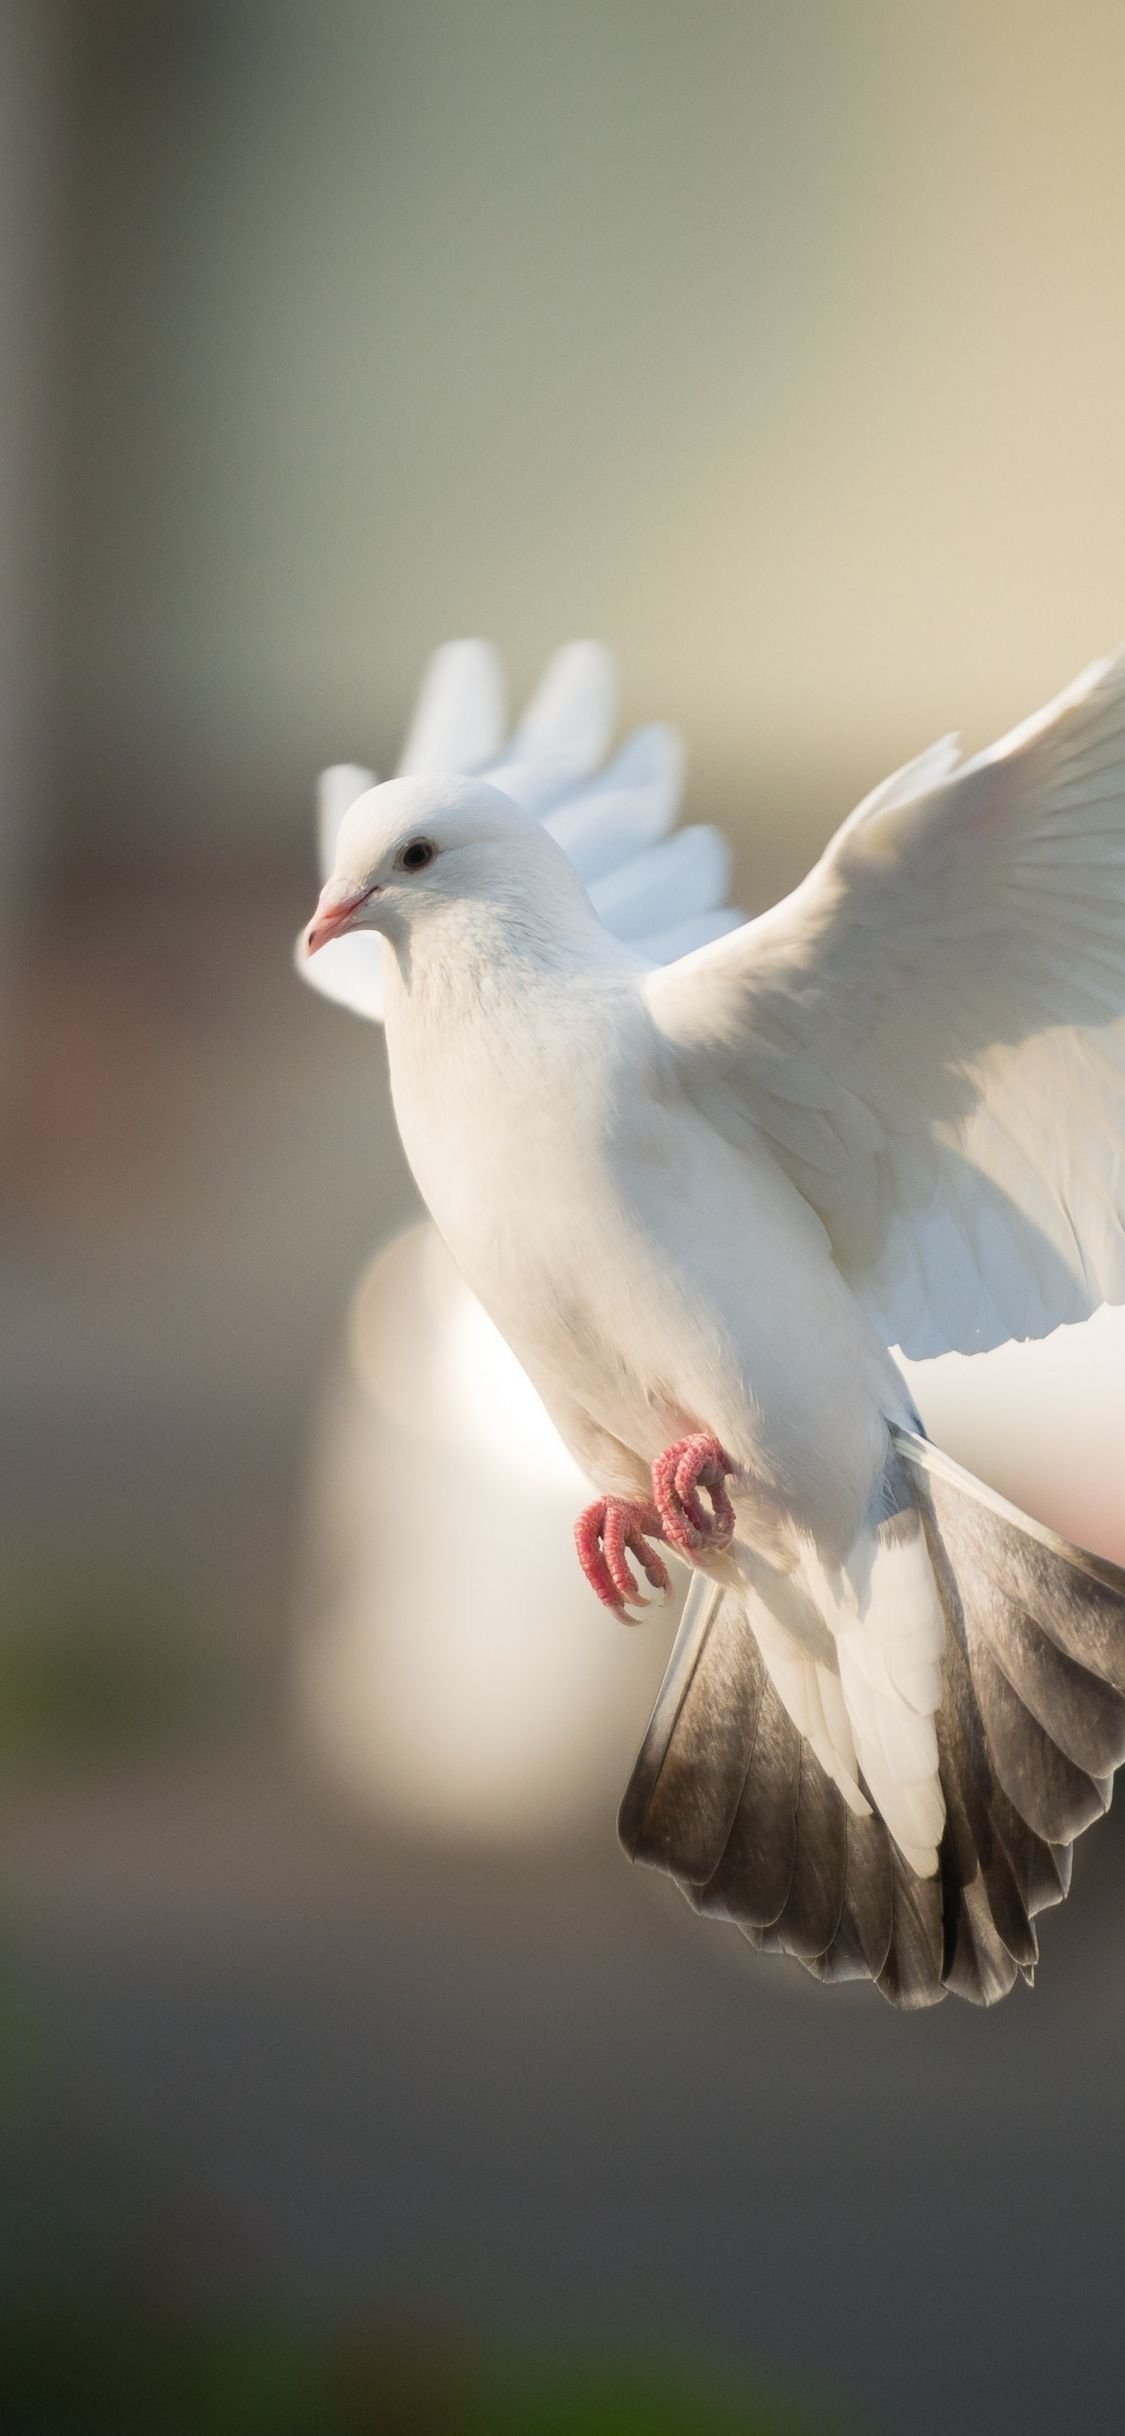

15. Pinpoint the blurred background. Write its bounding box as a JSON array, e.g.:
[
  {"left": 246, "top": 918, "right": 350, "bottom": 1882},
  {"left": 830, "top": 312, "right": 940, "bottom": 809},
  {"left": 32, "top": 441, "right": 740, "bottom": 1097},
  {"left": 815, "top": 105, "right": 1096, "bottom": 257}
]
[{"left": 4, "top": 1, "right": 1125, "bottom": 2428}]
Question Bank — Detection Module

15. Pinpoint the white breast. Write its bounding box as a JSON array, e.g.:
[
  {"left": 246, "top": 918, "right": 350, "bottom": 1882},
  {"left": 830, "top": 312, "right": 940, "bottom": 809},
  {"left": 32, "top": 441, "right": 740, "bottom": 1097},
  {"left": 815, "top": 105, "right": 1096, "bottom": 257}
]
[{"left": 382, "top": 938, "right": 894, "bottom": 1553}]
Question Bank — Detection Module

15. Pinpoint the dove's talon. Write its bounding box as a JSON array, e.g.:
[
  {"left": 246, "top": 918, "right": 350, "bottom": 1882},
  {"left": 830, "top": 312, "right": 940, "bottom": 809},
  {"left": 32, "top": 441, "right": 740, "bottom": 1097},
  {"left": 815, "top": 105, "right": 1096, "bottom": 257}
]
[
  {"left": 652, "top": 1432, "right": 737, "bottom": 1555},
  {"left": 575, "top": 1495, "right": 671, "bottom": 1617}
]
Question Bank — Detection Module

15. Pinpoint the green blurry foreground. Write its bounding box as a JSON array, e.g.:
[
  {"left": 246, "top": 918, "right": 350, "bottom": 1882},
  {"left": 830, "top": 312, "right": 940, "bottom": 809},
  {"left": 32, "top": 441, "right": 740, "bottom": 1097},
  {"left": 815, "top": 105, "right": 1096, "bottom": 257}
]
[{"left": 0, "top": 2301, "right": 830, "bottom": 2435}]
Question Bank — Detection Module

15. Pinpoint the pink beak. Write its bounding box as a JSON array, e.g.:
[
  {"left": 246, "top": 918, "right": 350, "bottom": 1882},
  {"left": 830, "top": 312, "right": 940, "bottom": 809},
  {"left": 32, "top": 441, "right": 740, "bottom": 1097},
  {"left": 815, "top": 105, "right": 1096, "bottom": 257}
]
[{"left": 303, "top": 878, "right": 378, "bottom": 957}]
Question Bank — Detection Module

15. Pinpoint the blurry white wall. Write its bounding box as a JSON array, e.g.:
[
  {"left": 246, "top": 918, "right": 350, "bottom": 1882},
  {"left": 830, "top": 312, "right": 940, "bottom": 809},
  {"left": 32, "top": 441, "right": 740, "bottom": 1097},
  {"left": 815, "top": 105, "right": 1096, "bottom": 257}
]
[{"left": 64, "top": 1, "right": 1125, "bottom": 888}]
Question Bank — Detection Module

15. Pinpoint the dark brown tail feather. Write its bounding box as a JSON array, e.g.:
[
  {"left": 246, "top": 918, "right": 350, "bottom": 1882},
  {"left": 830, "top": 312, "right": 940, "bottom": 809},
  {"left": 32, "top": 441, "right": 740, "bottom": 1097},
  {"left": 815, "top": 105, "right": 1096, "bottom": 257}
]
[{"left": 618, "top": 1432, "right": 1125, "bottom": 2008}]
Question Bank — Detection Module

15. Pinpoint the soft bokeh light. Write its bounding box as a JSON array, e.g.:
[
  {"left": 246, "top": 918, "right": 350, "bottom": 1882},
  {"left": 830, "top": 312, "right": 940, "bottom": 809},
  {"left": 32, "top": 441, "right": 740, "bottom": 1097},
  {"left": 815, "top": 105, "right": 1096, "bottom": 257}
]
[
  {"left": 299, "top": 1224, "right": 676, "bottom": 1838},
  {"left": 350, "top": 1223, "right": 587, "bottom": 1492}
]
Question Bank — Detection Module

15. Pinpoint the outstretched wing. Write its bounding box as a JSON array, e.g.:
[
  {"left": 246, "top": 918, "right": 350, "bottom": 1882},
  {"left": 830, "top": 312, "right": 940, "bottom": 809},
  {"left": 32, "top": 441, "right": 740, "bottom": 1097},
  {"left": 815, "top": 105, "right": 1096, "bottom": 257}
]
[
  {"left": 299, "top": 640, "right": 743, "bottom": 1020},
  {"left": 645, "top": 653, "right": 1125, "bottom": 1357}
]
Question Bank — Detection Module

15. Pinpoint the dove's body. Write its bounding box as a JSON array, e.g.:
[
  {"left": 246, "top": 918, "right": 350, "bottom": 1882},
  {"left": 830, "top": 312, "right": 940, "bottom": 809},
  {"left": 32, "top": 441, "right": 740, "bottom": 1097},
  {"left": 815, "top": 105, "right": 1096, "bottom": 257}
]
[
  {"left": 381, "top": 898, "right": 895, "bottom": 1571},
  {"left": 301, "top": 643, "right": 1125, "bottom": 2005}
]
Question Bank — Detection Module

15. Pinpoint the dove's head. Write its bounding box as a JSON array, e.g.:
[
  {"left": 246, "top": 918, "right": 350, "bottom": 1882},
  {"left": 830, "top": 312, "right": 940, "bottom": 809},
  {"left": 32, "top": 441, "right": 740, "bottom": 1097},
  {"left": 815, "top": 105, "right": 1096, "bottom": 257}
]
[{"left": 303, "top": 772, "right": 592, "bottom": 960}]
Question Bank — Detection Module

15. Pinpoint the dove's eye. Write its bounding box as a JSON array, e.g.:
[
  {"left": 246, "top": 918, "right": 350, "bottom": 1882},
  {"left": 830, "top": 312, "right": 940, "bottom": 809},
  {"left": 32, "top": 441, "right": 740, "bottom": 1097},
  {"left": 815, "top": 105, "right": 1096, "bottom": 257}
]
[{"left": 397, "top": 836, "right": 436, "bottom": 874}]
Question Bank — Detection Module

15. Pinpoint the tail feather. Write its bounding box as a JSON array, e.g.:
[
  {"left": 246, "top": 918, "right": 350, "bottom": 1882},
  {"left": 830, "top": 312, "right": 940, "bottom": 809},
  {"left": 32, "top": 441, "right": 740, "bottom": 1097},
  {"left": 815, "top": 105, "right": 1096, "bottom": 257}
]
[
  {"left": 617, "top": 1577, "right": 756, "bottom": 1884},
  {"left": 935, "top": 1758, "right": 1028, "bottom": 2005},
  {"left": 965, "top": 1562, "right": 1125, "bottom": 1778},
  {"left": 990, "top": 1782, "right": 1071, "bottom": 1915},
  {"left": 686, "top": 1674, "right": 801, "bottom": 1930},
  {"left": 925, "top": 1515, "right": 1038, "bottom": 1995},
  {"left": 746, "top": 1743, "right": 848, "bottom": 1960},
  {"left": 874, "top": 1860, "right": 945, "bottom": 2011},
  {"left": 794, "top": 1811, "right": 893, "bottom": 1987},
  {"left": 619, "top": 1430, "right": 1125, "bottom": 2009},
  {"left": 926, "top": 1461, "right": 1125, "bottom": 1693},
  {"left": 965, "top": 1639, "right": 1110, "bottom": 1845}
]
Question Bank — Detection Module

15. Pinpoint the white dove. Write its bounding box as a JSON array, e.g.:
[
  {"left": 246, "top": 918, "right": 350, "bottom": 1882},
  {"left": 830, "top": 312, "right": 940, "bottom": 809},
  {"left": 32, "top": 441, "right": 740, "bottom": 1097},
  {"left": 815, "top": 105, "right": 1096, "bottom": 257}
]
[{"left": 301, "top": 641, "right": 1125, "bottom": 2009}]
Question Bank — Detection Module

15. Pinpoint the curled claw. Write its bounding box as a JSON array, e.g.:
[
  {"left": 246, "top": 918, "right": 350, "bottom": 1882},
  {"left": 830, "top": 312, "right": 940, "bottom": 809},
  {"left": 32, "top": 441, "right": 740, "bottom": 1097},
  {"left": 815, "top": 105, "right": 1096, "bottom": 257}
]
[
  {"left": 652, "top": 1432, "right": 737, "bottom": 1556},
  {"left": 675, "top": 1440, "right": 737, "bottom": 1540},
  {"left": 575, "top": 1495, "right": 672, "bottom": 1617}
]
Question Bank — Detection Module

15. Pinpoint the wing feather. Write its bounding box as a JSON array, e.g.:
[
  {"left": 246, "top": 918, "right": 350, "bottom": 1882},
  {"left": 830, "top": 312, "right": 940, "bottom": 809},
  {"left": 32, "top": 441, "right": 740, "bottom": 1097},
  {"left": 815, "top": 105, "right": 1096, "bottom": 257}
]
[
  {"left": 508, "top": 640, "right": 615, "bottom": 775},
  {"left": 588, "top": 826, "right": 731, "bottom": 939},
  {"left": 397, "top": 639, "right": 506, "bottom": 776},
  {"left": 645, "top": 651, "right": 1125, "bottom": 1353},
  {"left": 318, "top": 763, "right": 375, "bottom": 883},
  {"left": 543, "top": 725, "right": 683, "bottom": 880},
  {"left": 637, "top": 909, "right": 744, "bottom": 963}
]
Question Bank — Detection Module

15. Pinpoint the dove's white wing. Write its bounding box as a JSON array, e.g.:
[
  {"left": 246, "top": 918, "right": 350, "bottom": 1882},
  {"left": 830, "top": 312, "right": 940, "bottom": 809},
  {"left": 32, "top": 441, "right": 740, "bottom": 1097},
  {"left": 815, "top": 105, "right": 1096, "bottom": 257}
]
[
  {"left": 318, "top": 763, "right": 376, "bottom": 883},
  {"left": 397, "top": 638, "right": 507, "bottom": 777},
  {"left": 300, "top": 639, "right": 743, "bottom": 1022},
  {"left": 645, "top": 652, "right": 1125, "bottom": 1358},
  {"left": 637, "top": 910, "right": 745, "bottom": 962},
  {"left": 589, "top": 826, "right": 732, "bottom": 941},
  {"left": 305, "top": 764, "right": 386, "bottom": 1018},
  {"left": 509, "top": 638, "right": 615, "bottom": 775},
  {"left": 543, "top": 723, "right": 683, "bottom": 877}
]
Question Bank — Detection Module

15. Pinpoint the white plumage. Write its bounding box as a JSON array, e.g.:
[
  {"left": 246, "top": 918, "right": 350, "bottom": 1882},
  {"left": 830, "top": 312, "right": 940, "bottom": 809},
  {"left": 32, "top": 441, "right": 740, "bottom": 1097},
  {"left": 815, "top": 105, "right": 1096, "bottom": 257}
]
[
  {"left": 298, "top": 640, "right": 1125, "bottom": 2006},
  {"left": 301, "top": 641, "right": 741, "bottom": 1024},
  {"left": 646, "top": 654, "right": 1125, "bottom": 1358}
]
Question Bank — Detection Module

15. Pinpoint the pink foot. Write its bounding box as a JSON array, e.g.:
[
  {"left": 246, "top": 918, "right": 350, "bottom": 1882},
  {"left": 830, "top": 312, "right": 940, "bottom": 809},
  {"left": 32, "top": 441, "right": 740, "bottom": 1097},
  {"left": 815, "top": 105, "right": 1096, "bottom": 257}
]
[
  {"left": 575, "top": 1495, "right": 672, "bottom": 1616},
  {"left": 651, "top": 1432, "right": 737, "bottom": 1557}
]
